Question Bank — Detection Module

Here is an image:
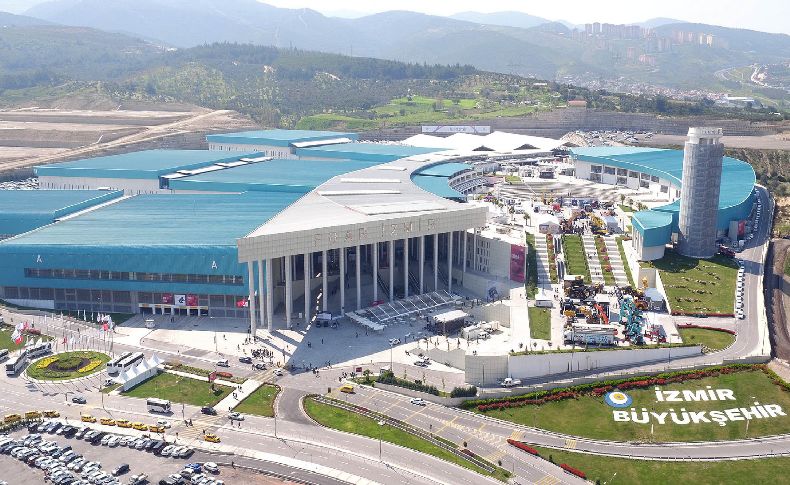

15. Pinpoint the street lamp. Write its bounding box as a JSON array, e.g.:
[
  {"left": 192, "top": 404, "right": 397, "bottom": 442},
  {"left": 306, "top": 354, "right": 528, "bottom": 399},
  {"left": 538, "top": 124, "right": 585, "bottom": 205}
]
[{"left": 377, "top": 420, "right": 385, "bottom": 461}]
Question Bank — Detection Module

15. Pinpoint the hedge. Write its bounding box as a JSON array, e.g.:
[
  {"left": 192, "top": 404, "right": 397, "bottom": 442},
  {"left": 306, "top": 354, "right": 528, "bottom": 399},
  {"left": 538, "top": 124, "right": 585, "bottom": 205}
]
[
  {"left": 560, "top": 463, "right": 586, "bottom": 479},
  {"left": 377, "top": 370, "right": 440, "bottom": 396},
  {"left": 450, "top": 386, "right": 477, "bottom": 398},
  {"left": 507, "top": 439, "right": 539, "bottom": 456},
  {"left": 463, "top": 364, "right": 760, "bottom": 410}
]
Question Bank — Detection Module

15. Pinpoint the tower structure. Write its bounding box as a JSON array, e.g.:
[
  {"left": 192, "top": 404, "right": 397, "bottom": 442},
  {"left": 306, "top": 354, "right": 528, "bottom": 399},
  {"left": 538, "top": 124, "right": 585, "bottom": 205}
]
[{"left": 677, "top": 127, "right": 724, "bottom": 258}]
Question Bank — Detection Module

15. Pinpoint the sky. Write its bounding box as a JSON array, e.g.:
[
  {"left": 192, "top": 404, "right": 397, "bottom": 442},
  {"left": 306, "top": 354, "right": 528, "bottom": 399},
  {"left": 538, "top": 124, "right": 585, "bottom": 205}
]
[{"left": 261, "top": 0, "right": 790, "bottom": 35}]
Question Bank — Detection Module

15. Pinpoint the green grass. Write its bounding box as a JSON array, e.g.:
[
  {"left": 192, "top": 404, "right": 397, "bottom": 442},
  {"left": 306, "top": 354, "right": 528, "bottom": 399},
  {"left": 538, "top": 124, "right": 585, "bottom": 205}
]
[
  {"left": 123, "top": 371, "right": 232, "bottom": 407},
  {"left": 643, "top": 250, "right": 738, "bottom": 314},
  {"left": 678, "top": 327, "right": 735, "bottom": 351},
  {"left": 595, "top": 236, "right": 616, "bottom": 286},
  {"left": 562, "top": 235, "right": 591, "bottom": 283},
  {"left": 530, "top": 445, "right": 790, "bottom": 485},
  {"left": 233, "top": 384, "right": 279, "bottom": 417},
  {"left": 295, "top": 113, "right": 379, "bottom": 131},
  {"left": 164, "top": 361, "right": 246, "bottom": 384},
  {"left": 504, "top": 175, "right": 521, "bottom": 184},
  {"left": 478, "top": 369, "right": 790, "bottom": 442},
  {"left": 546, "top": 235, "right": 558, "bottom": 283},
  {"left": 528, "top": 307, "right": 551, "bottom": 340},
  {"left": 615, "top": 237, "right": 636, "bottom": 287},
  {"left": 525, "top": 233, "right": 538, "bottom": 298},
  {"left": 619, "top": 204, "right": 636, "bottom": 213},
  {"left": 26, "top": 351, "right": 109, "bottom": 380},
  {"left": 785, "top": 251, "right": 790, "bottom": 277},
  {"left": 304, "top": 397, "right": 510, "bottom": 481}
]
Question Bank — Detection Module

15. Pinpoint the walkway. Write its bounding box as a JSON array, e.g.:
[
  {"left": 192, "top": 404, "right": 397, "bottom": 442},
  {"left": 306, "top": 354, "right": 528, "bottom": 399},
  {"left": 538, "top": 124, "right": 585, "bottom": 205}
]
[
  {"left": 581, "top": 234, "right": 605, "bottom": 284},
  {"left": 532, "top": 232, "right": 553, "bottom": 288},
  {"left": 603, "top": 236, "right": 630, "bottom": 286}
]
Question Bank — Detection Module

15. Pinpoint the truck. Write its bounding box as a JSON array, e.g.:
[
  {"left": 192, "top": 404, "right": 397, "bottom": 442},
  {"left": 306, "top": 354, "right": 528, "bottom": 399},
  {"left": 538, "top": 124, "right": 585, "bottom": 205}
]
[{"left": 501, "top": 378, "right": 522, "bottom": 387}]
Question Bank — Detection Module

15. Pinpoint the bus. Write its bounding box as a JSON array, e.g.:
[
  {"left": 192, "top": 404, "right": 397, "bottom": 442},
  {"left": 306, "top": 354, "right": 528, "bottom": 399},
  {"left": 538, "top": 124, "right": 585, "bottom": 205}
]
[
  {"left": 106, "top": 352, "right": 132, "bottom": 375},
  {"left": 5, "top": 349, "right": 27, "bottom": 376},
  {"left": 27, "top": 342, "right": 52, "bottom": 359},
  {"left": 111, "top": 352, "right": 144, "bottom": 375},
  {"left": 0, "top": 349, "right": 8, "bottom": 362},
  {"left": 147, "top": 398, "right": 171, "bottom": 414}
]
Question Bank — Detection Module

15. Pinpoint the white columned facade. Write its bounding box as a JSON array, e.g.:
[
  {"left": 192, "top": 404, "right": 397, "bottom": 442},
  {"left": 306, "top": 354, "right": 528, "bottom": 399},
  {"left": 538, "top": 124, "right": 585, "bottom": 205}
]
[
  {"left": 322, "top": 250, "right": 328, "bottom": 312},
  {"left": 462, "top": 230, "right": 467, "bottom": 277},
  {"left": 447, "top": 231, "right": 453, "bottom": 293},
  {"left": 433, "top": 235, "right": 439, "bottom": 291},
  {"left": 403, "top": 237, "right": 409, "bottom": 298},
  {"left": 265, "top": 258, "right": 274, "bottom": 331},
  {"left": 472, "top": 230, "right": 478, "bottom": 272},
  {"left": 257, "top": 259, "right": 265, "bottom": 331},
  {"left": 388, "top": 240, "right": 394, "bottom": 302},
  {"left": 304, "top": 252, "right": 310, "bottom": 324},
  {"left": 340, "top": 248, "right": 346, "bottom": 315},
  {"left": 419, "top": 235, "right": 425, "bottom": 294},
  {"left": 285, "top": 255, "right": 292, "bottom": 327},
  {"left": 356, "top": 245, "right": 362, "bottom": 310},
  {"left": 247, "top": 261, "right": 256, "bottom": 333},
  {"left": 373, "top": 242, "right": 378, "bottom": 302}
]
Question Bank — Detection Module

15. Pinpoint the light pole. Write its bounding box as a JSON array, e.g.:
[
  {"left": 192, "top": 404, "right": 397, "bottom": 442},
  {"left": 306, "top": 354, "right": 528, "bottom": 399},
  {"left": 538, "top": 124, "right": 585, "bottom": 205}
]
[{"left": 377, "top": 420, "right": 385, "bottom": 461}]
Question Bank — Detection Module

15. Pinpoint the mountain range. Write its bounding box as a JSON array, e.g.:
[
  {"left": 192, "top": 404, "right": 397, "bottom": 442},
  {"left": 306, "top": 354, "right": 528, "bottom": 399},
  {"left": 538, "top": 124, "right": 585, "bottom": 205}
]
[{"left": 11, "top": 0, "right": 790, "bottom": 90}]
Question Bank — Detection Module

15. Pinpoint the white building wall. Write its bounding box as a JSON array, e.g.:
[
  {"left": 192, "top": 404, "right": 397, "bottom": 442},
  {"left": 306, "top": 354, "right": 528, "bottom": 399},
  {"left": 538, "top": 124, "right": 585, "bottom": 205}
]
[{"left": 38, "top": 176, "right": 162, "bottom": 195}]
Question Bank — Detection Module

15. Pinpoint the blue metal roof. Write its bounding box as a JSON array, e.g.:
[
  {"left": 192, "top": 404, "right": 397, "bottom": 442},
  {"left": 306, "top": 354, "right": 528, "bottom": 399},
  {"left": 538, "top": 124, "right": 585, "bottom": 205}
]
[
  {"left": 411, "top": 175, "right": 465, "bottom": 200},
  {"left": 206, "top": 129, "right": 358, "bottom": 147},
  {"left": 169, "top": 159, "right": 383, "bottom": 194},
  {"left": 34, "top": 150, "right": 260, "bottom": 180},
  {"left": 0, "top": 190, "right": 123, "bottom": 236},
  {"left": 415, "top": 162, "right": 472, "bottom": 177},
  {"left": 631, "top": 210, "right": 674, "bottom": 247},
  {"left": 295, "top": 143, "right": 442, "bottom": 162}
]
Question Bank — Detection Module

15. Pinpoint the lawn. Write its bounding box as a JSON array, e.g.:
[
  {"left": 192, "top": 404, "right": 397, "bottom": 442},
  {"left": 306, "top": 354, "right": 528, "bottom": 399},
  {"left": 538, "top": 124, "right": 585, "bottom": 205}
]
[
  {"left": 123, "top": 371, "right": 232, "bottom": 407},
  {"left": 525, "top": 233, "right": 538, "bottom": 298},
  {"left": 618, "top": 204, "right": 636, "bottom": 213},
  {"left": 616, "top": 237, "right": 636, "bottom": 286},
  {"left": 785, "top": 250, "right": 790, "bottom": 277},
  {"left": 643, "top": 250, "right": 739, "bottom": 314},
  {"left": 233, "top": 384, "right": 279, "bottom": 417},
  {"left": 678, "top": 327, "right": 735, "bottom": 351},
  {"left": 528, "top": 307, "right": 551, "bottom": 340},
  {"left": 304, "top": 397, "right": 510, "bottom": 481},
  {"left": 504, "top": 175, "right": 521, "bottom": 184},
  {"left": 0, "top": 325, "right": 52, "bottom": 352},
  {"left": 478, "top": 369, "right": 790, "bottom": 442},
  {"left": 26, "top": 351, "right": 109, "bottom": 380},
  {"left": 530, "top": 445, "right": 790, "bottom": 485},
  {"left": 562, "top": 235, "right": 591, "bottom": 283}
]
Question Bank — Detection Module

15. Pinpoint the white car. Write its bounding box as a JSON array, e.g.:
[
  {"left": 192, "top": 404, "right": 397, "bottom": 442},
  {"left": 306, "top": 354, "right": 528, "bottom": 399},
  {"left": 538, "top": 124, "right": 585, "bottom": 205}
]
[
  {"left": 410, "top": 398, "right": 426, "bottom": 406},
  {"left": 738, "top": 312, "right": 745, "bottom": 320},
  {"left": 273, "top": 369, "right": 284, "bottom": 377},
  {"left": 156, "top": 419, "right": 171, "bottom": 429},
  {"left": 228, "top": 412, "right": 244, "bottom": 421},
  {"left": 203, "top": 462, "right": 219, "bottom": 474},
  {"left": 388, "top": 338, "right": 401, "bottom": 345}
]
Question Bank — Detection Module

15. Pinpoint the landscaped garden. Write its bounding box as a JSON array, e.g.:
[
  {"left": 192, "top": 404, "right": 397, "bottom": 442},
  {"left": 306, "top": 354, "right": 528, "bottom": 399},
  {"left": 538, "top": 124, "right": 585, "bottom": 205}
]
[
  {"left": 524, "top": 233, "right": 538, "bottom": 298},
  {"left": 562, "top": 234, "right": 591, "bottom": 283},
  {"left": 546, "top": 234, "right": 558, "bottom": 283},
  {"left": 233, "top": 384, "right": 279, "bottom": 417},
  {"left": 642, "top": 250, "right": 739, "bottom": 315},
  {"left": 0, "top": 325, "right": 51, "bottom": 352},
  {"left": 123, "top": 371, "right": 232, "bottom": 407},
  {"left": 616, "top": 236, "right": 636, "bottom": 286},
  {"left": 678, "top": 325, "right": 736, "bottom": 351},
  {"left": 528, "top": 307, "right": 551, "bottom": 340},
  {"left": 468, "top": 365, "right": 790, "bottom": 442},
  {"left": 26, "top": 351, "right": 109, "bottom": 380}
]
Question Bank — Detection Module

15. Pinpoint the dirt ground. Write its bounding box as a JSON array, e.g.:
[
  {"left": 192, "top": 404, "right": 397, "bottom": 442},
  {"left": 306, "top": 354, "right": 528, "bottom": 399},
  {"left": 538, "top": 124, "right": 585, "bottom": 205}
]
[
  {"left": 645, "top": 133, "right": 790, "bottom": 150},
  {"left": 217, "top": 465, "right": 300, "bottom": 484},
  {"left": 767, "top": 239, "right": 790, "bottom": 360}
]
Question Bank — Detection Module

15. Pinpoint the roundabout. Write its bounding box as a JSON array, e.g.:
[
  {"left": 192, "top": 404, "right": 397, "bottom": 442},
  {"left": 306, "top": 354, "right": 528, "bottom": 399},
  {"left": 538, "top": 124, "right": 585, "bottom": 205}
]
[{"left": 25, "top": 351, "right": 110, "bottom": 381}]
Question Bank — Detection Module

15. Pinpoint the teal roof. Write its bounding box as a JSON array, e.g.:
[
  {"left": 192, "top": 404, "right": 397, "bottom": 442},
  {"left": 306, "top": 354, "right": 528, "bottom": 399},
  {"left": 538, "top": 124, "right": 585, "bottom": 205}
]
[
  {"left": 169, "top": 159, "right": 383, "bottom": 194},
  {"left": 632, "top": 210, "right": 674, "bottom": 247},
  {"left": 411, "top": 175, "right": 465, "bottom": 200},
  {"left": 295, "top": 143, "right": 441, "bottom": 162},
  {"left": 34, "top": 150, "right": 260, "bottom": 180},
  {"left": 3, "top": 192, "right": 294, "bottom": 247},
  {"left": 631, "top": 210, "right": 674, "bottom": 230},
  {"left": 0, "top": 190, "right": 123, "bottom": 236},
  {"left": 415, "top": 162, "right": 472, "bottom": 177},
  {"left": 206, "top": 129, "right": 358, "bottom": 147}
]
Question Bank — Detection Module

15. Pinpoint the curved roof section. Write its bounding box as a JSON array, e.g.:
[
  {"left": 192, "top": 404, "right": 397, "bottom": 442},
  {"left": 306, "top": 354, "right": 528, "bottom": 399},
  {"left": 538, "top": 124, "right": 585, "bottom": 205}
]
[
  {"left": 206, "top": 129, "right": 358, "bottom": 147},
  {"left": 34, "top": 150, "right": 260, "bottom": 180},
  {"left": 0, "top": 190, "right": 123, "bottom": 236},
  {"left": 169, "top": 159, "right": 385, "bottom": 194},
  {"left": 295, "top": 143, "right": 442, "bottom": 162},
  {"left": 410, "top": 162, "right": 472, "bottom": 200}
]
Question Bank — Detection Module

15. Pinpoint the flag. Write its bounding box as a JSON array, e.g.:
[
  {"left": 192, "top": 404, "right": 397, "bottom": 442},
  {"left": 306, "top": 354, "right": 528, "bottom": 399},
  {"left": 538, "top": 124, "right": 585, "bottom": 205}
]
[
  {"left": 208, "top": 371, "right": 217, "bottom": 383},
  {"left": 11, "top": 329, "right": 22, "bottom": 345},
  {"left": 69, "top": 336, "right": 75, "bottom": 346},
  {"left": 62, "top": 336, "right": 67, "bottom": 344},
  {"left": 102, "top": 323, "right": 109, "bottom": 331}
]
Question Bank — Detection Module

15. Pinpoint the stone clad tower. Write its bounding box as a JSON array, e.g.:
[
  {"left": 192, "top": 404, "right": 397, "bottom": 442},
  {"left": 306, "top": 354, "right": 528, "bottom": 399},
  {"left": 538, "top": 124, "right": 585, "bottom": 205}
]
[{"left": 677, "top": 127, "right": 724, "bottom": 258}]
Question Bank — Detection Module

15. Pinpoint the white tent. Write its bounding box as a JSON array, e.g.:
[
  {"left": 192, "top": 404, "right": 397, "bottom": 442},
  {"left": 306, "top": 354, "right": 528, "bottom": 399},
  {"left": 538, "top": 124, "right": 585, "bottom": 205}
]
[
  {"left": 113, "top": 354, "right": 162, "bottom": 392},
  {"left": 431, "top": 309, "right": 468, "bottom": 324}
]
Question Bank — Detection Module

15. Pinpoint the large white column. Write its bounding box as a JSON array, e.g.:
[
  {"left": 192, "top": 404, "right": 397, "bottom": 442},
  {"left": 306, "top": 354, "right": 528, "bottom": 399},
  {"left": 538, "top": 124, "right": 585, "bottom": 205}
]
[
  {"left": 419, "top": 235, "right": 425, "bottom": 294},
  {"left": 462, "top": 230, "right": 467, "bottom": 278},
  {"left": 472, "top": 229, "right": 478, "bottom": 272},
  {"left": 340, "top": 248, "right": 346, "bottom": 315},
  {"left": 257, "top": 259, "right": 265, "bottom": 331},
  {"left": 403, "top": 237, "right": 409, "bottom": 298},
  {"left": 373, "top": 243, "right": 378, "bottom": 302},
  {"left": 388, "top": 240, "right": 394, "bottom": 302},
  {"left": 265, "top": 258, "right": 274, "bottom": 331},
  {"left": 433, "top": 234, "right": 439, "bottom": 291},
  {"left": 356, "top": 245, "right": 362, "bottom": 310},
  {"left": 322, "top": 250, "right": 328, "bottom": 312},
  {"left": 304, "top": 252, "right": 310, "bottom": 325},
  {"left": 247, "top": 261, "right": 256, "bottom": 333},
  {"left": 447, "top": 231, "right": 453, "bottom": 293},
  {"left": 285, "top": 255, "right": 292, "bottom": 327}
]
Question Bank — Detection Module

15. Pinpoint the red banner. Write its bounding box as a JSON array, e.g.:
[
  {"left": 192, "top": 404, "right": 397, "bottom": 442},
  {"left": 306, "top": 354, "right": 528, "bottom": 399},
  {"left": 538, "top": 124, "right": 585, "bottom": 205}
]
[
  {"left": 161, "top": 293, "right": 174, "bottom": 304},
  {"left": 236, "top": 298, "right": 248, "bottom": 308},
  {"left": 510, "top": 244, "right": 526, "bottom": 282},
  {"left": 738, "top": 220, "right": 746, "bottom": 237},
  {"left": 186, "top": 294, "right": 198, "bottom": 306},
  {"left": 208, "top": 371, "right": 217, "bottom": 383}
]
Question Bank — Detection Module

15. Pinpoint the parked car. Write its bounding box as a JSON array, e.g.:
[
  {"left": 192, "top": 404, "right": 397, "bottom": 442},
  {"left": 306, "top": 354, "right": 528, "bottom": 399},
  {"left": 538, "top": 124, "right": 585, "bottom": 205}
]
[
  {"left": 216, "top": 360, "right": 229, "bottom": 368},
  {"left": 72, "top": 396, "right": 87, "bottom": 404},
  {"left": 112, "top": 464, "right": 129, "bottom": 476},
  {"left": 200, "top": 407, "right": 217, "bottom": 416},
  {"left": 238, "top": 357, "right": 252, "bottom": 364},
  {"left": 202, "top": 463, "right": 218, "bottom": 474}
]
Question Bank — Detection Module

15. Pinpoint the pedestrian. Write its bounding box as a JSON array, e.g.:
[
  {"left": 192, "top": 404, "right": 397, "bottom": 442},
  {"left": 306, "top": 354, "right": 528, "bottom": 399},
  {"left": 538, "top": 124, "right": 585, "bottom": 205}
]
[{"left": 321, "top": 338, "right": 324, "bottom": 345}]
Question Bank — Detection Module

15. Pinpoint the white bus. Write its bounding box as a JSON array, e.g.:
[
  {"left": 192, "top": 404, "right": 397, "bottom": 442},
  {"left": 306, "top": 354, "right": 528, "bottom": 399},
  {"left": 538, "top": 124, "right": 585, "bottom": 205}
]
[
  {"left": 0, "top": 349, "right": 8, "bottom": 362},
  {"left": 5, "top": 349, "right": 27, "bottom": 376},
  {"left": 147, "top": 398, "right": 171, "bottom": 414},
  {"left": 111, "top": 352, "right": 144, "bottom": 375},
  {"left": 106, "top": 352, "right": 132, "bottom": 375},
  {"left": 27, "top": 342, "right": 52, "bottom": 359}
]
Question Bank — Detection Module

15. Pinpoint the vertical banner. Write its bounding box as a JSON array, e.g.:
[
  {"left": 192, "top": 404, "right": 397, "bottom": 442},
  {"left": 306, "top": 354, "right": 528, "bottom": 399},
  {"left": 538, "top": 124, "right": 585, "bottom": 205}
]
[
  {"left": 186, "top": 294, "right": 198, "bottom": 306},
  {"left": 738, "top": 220, "right": 746, "bottom": 237},
  {"left": 510, "top": 244, "right": 526, "bottom": 283}
]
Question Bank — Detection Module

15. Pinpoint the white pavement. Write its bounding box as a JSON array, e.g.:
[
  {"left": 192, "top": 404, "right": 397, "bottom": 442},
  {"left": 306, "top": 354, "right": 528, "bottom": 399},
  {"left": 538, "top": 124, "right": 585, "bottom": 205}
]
[
  {"left": 603, "top": 236, "right": 630, "bottom": 286},
  {"left": 582, "top": 234, "right": 605, "bottom": 284},
  {"left": 533, "top": 232, "right": 553, "bottom": 288}
]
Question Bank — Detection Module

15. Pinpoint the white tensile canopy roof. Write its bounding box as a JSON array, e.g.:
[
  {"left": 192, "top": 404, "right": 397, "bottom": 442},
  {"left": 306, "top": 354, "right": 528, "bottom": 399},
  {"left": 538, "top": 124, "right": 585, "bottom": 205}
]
[{"left": 402, "top": 131, "right": 567, "bottom": 153}]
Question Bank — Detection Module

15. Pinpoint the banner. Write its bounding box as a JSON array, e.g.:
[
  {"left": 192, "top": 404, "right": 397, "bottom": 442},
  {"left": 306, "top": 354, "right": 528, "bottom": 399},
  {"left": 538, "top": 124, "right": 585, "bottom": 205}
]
[
  {"left": 236, "top": 298, "right": 248, "bottom": 308},
  {"left": 186, "top": 294, "right": 198, "bottom": 306},
  {"left": 738, "top": 220, "right": 746, "bottom": 237},
  {"left": 510, "top": 244, "right": 526, "bottom": 282},
  {"left": 174, "top": 295, "right": 186, "bottom": 306},
  {"left": 161, "top": 294, "right": 174, "bottom": 305}
]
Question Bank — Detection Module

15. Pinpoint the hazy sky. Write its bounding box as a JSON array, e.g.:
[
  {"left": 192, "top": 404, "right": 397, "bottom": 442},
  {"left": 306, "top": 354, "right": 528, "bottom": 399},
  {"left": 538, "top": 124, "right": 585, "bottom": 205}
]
[{"left": 262, "top": 0, "right": 790, "bottom": 35}]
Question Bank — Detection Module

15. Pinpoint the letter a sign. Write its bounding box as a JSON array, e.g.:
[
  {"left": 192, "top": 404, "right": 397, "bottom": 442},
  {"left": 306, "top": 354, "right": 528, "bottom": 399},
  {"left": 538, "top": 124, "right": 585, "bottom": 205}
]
[{"left": 211, "top": 260, "right": 218, "bottom": 269}]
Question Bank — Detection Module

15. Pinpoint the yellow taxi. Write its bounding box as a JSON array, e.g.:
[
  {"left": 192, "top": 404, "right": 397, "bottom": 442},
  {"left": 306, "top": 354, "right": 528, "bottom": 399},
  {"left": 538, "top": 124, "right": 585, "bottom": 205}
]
[
  {"left": 43, "top": 410, "right": 60, "bottom": 418},
  {"left": 116, "top": 419, "right": 132, "bottom": 428},
  {"left": 81, "top": 415, "right": 97, "bottom": 423},
  {"left": 100, "top": 418, "right": 116, "bottom": 426},
  {"left": 3, "top": 414, "right": 21, "bottom": 424},
  {"left": 148, "top": 425, "right": 165, "bottom": 434},
  {"left": 25, "top": 411, "right": 42, "bottom": 420},
  {"left": 131, "top": 422, "right": 148, "bottom": 431},
  {"left": 204, "top": 434, "right": 221, "bottom": 443},
  {"left": 339, "top": 384, "right": 354, "bottom": 394}
]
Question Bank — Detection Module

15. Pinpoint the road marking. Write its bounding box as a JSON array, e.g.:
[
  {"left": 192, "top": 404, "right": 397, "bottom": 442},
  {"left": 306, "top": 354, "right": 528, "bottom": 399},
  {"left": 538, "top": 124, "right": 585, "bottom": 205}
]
[
  {"left": 433, "top": 416, "right": 457, "bottom": 434},
  {"left": 564, "top": 438, "right": 577, "bottom": 449},
  {"left": 535, "top": 475, "right": 560, "bottom": 485},
  {"left": 508, "top": 430, "right": 524, "bottom": 441},
  {"left": 477, "top": 423, "right": 486, "bottom": 433},
  {"left": 483, "top": 449, "right": 506, "bottom": 463},
  {"left": 404, "top": 407, "right": 425, "bottom": 423}
]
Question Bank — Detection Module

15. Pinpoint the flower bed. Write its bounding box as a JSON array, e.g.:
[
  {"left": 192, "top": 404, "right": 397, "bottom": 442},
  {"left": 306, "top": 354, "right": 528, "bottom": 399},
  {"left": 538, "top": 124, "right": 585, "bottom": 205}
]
[
  {"left": 78, "top": 359, "right": 103, "bottom": 373},
  {"left": 465, "top": 364, "right": 756, "bottom": 411},
  {"left": 36, "top": 356, "right": 58, "bottom": 369},
  {"left": 507, "top": 439, "right": 539, "bottom": 455},
  {"left": 560, "top": 463, "right": 586, "bottom": 479},
  {"left": 672, "top": 311, "right": 736, "bottom": 318}
]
